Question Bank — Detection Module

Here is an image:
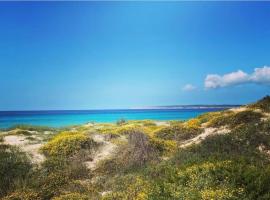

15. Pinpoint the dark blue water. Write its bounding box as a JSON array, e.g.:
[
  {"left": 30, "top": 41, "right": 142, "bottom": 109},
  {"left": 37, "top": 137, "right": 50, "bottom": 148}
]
[{"left": 0, "top": 108, "right": 227, "bottom": 129}]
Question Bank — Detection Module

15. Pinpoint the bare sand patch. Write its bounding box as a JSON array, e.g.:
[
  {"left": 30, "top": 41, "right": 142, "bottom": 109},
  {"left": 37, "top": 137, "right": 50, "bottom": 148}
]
[
  {"left": 3, "top": 135, "right": 45, "bottom": 164},
  {"left": 230, "top": 107, "right": 247, "bottom": 113},
  {"left": 155, "top": 121, "right": 169, "bottom": 126},
  {"left": 180, "top": 127, "right": 230, "bottom": 148},
  {"left": 85, "top": 134, "right": 117, "bottom": 170}
]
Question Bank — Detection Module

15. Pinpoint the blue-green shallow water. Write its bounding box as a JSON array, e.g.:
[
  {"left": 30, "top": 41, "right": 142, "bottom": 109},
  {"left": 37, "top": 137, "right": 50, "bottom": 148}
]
[{"left": 0, "top": 108, "right": 228, "bottom": 129}]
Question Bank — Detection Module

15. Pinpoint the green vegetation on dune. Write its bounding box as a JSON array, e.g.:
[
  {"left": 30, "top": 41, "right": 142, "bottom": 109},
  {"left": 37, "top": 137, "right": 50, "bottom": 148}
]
[
  {"left": 1, "top": 96, "right": 270, "bottom": 199},
  {"left": 3, "top": 124, "right": 58, "bottom": 132},
  {"left": 0, "top": 144, "right": 33, "bottom": 197},
  {"left": 249, "top": 95, "right": 270, "bottom": 112},
  {"left": 208, "top": 110, "right": 263, "bottom": 128}
]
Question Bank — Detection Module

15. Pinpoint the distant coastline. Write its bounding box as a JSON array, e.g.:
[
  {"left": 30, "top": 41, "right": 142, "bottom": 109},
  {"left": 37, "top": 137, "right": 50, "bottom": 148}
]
[{"left": 130, "top": 105, "right": 241, "bottom": 110}]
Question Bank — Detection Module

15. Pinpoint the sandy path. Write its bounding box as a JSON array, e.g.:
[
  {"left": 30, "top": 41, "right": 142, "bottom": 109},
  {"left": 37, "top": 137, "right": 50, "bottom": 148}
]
[
  {"left": 180, "top": 127, "right": 229, "bottom": 148},
  {"left": 155, "top": 121, "right": 169, "bottom": 126},
  {"left": 3, "top": 135, "right": 45, "bottom": 164},
  {"left": 229, "top": 107, "right": 247, "bottom": 113},
  {"left": 85, "top": 134, "right": 117, "bottom": 170}
]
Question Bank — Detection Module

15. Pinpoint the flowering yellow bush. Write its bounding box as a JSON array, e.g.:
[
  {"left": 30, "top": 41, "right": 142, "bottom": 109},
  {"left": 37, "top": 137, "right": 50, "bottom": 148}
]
[
  {"left": 116, "top": 124, "right": 142, "bottom": 135},
  {"left": 41, "top": 131, "right": 95, "bottom": 157},
  {"left": 102, "top": 176, "right": 151, "bottom": 200},
  {"left": 196, "top": 111, "right": 222, "bottom": 124},
  {"left": 150, "top": 137, "right": 177, "bottom": 154},
  {"left": 201, "top": 187, "right": 244, "bottom": 200},
  {"left": 184, "top": 118, "right": 201, "bottom": 130}
]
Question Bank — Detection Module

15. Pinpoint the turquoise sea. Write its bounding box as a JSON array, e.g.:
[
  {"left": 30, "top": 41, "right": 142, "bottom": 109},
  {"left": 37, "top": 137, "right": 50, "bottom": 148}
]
[{"left": 0, "top": 108, "right": 233, "bottom": 129}]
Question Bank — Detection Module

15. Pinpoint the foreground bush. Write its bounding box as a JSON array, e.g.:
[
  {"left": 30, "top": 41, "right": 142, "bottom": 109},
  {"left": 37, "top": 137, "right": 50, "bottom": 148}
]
[
  {"left": 104, "top": 157, "right": 270, "bottom": 200},
  {"left": 31, "top": 154, "right": 92, "bottom": 199},
  {"left": 3, "top": 189, "right": 41, "bottom": 200},
  {"left": 102, "top": 176, "right": 151, "bottom": 200},
  {"left": 152, "top": 159, "right": 270, "bottom": 200},
  {"left": 52, "top": 193, "right": 90, "bottom": 200},
  {"left": 0, "top": 144, "right": 32, "bottom": 197},
  {"left": 121, "top": 130, "right": 159, "bottom": 168}
]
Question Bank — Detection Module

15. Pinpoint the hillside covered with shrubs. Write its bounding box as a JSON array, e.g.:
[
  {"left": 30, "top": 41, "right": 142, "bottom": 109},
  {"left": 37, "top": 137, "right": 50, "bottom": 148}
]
[{"left": 1, "top": 96, "right": 270, "bottom": 199}]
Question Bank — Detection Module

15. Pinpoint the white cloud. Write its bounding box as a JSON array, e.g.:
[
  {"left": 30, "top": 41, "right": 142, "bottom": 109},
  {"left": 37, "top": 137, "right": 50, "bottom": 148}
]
[
  {"left": 205, "top": 70, "right": 249, "bottom": 89},
  {"left": 204, "top": 66, "right": 270, "bottom": 89},
  {"left": 182, "top": 84, "right": 196, "bottom": 91},
  {"left": 250, "top": 66, "right": 270, "bottom": 84}
]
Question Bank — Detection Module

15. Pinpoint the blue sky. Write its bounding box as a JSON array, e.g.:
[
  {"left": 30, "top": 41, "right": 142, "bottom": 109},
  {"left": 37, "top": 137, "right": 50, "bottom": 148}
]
[{"left": 0, "top": 2, "right": 270, "bottom": 110}]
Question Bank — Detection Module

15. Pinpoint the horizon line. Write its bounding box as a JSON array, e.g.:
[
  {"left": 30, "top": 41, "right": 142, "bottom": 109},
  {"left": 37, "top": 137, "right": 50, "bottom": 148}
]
[{"left": 0, "top": 104, "right": 241, "bottom": 112}]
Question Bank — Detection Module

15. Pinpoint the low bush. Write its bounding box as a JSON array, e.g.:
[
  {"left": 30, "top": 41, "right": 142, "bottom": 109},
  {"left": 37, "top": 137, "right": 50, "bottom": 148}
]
[
  {"left": 196, "top": 111, "right": 223, "bottom": 124},
  {"left": 41, "top": 131, "right": 96, "bottom": 157},
  {"left": 0, "top": 144, "right": 32, "bottom": 197},
  {"left": 116, "top": 119, "right": 126, "bottom": 126},
  {"left": 23, "top": 149, "right": 92, "bottom": 200},
  {"left": 184, "top": 118, "right": 201, "bottom": 129},
  {"left": 3, "top": 189, "right": 41, "bottom": 200},
  {"left": 16, "top": 130, "right": 33, "bottom": 136},
  {"left": 155, "top": 124, "right": 202, "bottom": 141},
  {"left": 150, "top": 137, "right": 177, "bottom": 154},
  {"left": 208, "top": 110, "right": 263, "bottom": 128},
  {"left": 6, "top": 124, "right": 56, "bottom": 132},
  {"left": 97, "top": 130, "right": 159, "bottom": 175},
  {"left": 123, "top": 130, "right": 159, "bottom": 167},
  {"left": 52, "top": 193, "right": 90, "bottom": 200},
  {"left": 116, "top": 125, "right": 142, "bottom": 135},
  {"left": 249, "top": 95, "right": 270, "bottom": 112},
  {"left": 102, "top": 175, "right": 151, "bottom": 200}
]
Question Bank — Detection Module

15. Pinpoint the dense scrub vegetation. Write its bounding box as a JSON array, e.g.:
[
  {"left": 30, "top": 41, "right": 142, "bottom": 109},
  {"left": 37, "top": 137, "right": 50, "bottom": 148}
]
[
  {"left": 1, "top": 96, "right": 270, "bottom": 199},
  {"left": 249, "top": 95, "right": 270, "bottom": 112},
  {"left": 0, "top": 144, "right": 32, "bottom": 197}
]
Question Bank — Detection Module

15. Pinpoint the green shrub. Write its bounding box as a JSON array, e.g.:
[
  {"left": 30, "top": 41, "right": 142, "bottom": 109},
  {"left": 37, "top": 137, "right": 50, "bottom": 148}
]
[
  {"left": 36, "top": 170, "right": 70, "bottom": 199},
  {"left": 150, "top": 137, "right": 177, "bottom": 154},
  {"left": 29, "top": 152, "right": 91, "bottom": 200},
  {"left": 123, "top": 130, "right": 159, "bottom": 168},
  {"left": 155, "top": 124, "right": 201, "bottom": 141},
  {"left": 0, "top": 144, "right": 32, "bottom": 197},
  {"left": 196, "top": 111, "right": 223, "bottom": 124},
  {"left": 3, "top": 189, "right": 41, "bottom": 200},
  {"left": 102, "top": 175, "right": 151, "bottom": 200},
  {"left": 97, "top": 130, "right": 159, "bottom": 175},
  {"left": 116, "top": 119, "right": 126, "bottom": 126},
  {"left": 249, "top": 95, "right": 270, "bottom": 112},
  {"left": 52, "top": 193, "right": 90, "bottom": 200},
  {"left": 6, "top": 124, "right": 56, "bottom": 132},
  {"left": 16, "top": 130, "right": 33, "bottom": 136},
  {"left": 209, "top": 110, "right": 262, "bottom": 128}
]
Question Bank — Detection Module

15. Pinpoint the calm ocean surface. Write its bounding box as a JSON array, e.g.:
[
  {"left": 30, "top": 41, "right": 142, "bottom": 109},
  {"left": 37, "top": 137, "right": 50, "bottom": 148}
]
[{"left": 0, "top": 108, "right": 230, "bottom": 129}]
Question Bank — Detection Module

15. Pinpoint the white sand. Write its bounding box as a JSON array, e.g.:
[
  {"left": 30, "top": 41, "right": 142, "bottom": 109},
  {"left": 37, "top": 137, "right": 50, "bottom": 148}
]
[
  {"left": 3, "top": 135, "right": 45, "bottom": 164},
  {"left": 85, "top": 134, "right": 117, "bottom": 170},
  {"left": 180, "top": 127, "right": 230, "bottom": 148},
  {"left": 229, "top": 107, "right": 247, "bottom": 113},
  {"left": 155, "top": 121, "right": 169, "bottom": 126}
]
